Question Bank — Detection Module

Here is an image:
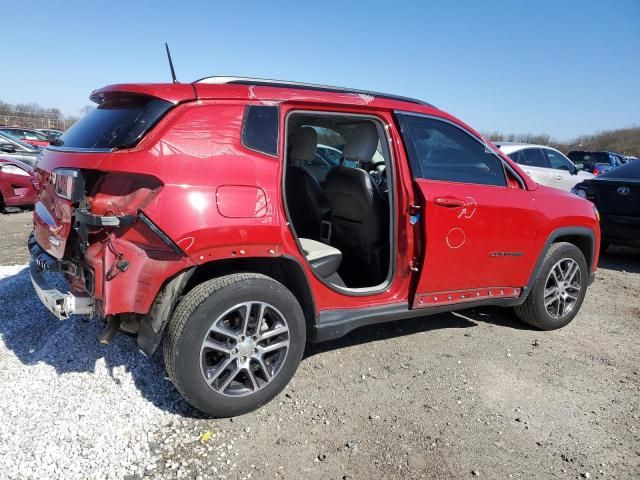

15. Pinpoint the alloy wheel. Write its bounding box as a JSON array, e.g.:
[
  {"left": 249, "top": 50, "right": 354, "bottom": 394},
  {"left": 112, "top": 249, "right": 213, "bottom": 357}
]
[
  {"left": 199, "top": 302, "right": 290, "bottom": 397},
  {"left": 544, "top": 258, "right": 582, "bottom": 319}
]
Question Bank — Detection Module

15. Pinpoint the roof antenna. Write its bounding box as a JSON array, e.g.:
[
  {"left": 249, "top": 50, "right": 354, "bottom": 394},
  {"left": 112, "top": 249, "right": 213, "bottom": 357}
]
[{"left": 165, "top": 43, "right": 178, "bottom": 83}]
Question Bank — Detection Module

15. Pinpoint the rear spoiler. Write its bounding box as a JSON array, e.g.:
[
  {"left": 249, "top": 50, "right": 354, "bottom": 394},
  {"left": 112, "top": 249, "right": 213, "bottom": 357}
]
[{"left": 89, "top": 83, "right": 197, "bottom": 105}]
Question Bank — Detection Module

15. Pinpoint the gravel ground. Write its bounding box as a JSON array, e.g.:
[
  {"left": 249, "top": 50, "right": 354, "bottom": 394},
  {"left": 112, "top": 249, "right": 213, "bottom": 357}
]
[
  {"left": 0, "top": 211, "right": 31, "bottom": 265},
  {"left": 0, "top": 211, "right": 639, "bottom": 479}
]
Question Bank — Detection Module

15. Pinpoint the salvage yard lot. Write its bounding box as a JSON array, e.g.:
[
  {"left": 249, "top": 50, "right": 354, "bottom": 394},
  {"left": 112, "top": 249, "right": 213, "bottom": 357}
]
[{"left": 0, "top": 210, "right": 638, "bottom": 479}]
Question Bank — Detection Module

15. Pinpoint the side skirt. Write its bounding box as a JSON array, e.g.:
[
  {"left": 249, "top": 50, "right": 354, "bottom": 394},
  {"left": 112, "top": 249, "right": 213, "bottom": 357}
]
[{"left": 311, "top": 297, "right": 525, "bottom": 343}]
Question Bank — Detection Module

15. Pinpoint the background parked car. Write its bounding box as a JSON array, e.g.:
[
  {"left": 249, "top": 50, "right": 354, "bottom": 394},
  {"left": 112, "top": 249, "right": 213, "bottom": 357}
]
[
  {"left": 567, "top": 150, "right": 624, "bottom": 176},
  {"left": 295, "top": 143, "right": 385, "bottom": 182},
  {"left": 495, "top": 142, "right": 594, "bottom": 191},
  {"left": 0, "top": 157, "right": 38, "bottom": 212},
  {"left": 622, "top": 155, "right": 639, "bottom": 163},
  {"left": 37, "top": 128, "right": 64, "bottom": 141},
  {"left": 572, "top": 160, "right": 639, "bottom": 250},
  {"left": 0, "top": 127, "right": 49, "bottom": 148},
  {"left": 0, "top": 133, "right": 41, "bottom": 167}
]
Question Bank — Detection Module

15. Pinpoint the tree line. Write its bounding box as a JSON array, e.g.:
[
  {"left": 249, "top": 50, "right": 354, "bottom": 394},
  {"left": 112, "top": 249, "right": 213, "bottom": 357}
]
[
  {"left": 0, "top": 99, "right": 94, "bottom": 130},
  {"left": 484, "top": 126, "right": 640, "bottom": 157}
]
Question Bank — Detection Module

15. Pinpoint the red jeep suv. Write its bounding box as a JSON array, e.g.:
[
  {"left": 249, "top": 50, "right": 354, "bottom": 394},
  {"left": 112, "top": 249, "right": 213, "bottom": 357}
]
[{"left": 29, "top": 77, "right": 600, "bottom": 417}]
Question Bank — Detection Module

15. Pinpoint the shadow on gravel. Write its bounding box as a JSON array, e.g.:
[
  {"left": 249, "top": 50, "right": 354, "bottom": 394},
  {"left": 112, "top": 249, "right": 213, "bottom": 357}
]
[
  {"left": 0, "top": 266, "right": 202, "bottom": 418},
  {"left": 598, "top": 245, "right": 640, "bottom": 274},
  {"left": 455, "top": 306, "right": 533, "bottom": 330}
]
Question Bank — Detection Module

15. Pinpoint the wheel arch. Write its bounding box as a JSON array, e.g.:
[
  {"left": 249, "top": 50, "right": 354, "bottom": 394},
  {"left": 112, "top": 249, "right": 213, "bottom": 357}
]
[
  {"left": 524, "top": 227, "right": 596, "bottom": 297},
  {"left": 137, "top": 255, "right": 317, "bottom": 355}
]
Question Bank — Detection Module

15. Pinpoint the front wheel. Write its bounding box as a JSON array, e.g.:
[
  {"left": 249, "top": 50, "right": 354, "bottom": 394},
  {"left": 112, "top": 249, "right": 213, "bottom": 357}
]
[
  {"left": 514, "top": 242, "right": 588, "bottom": 330},
  {"left": 164, "top": 273, "right": 306, "bottom": 417}
]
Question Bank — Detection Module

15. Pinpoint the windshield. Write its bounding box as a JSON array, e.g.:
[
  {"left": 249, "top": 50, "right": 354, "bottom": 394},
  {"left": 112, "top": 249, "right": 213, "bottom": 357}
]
[{"left": 54, "top": 94, "right": 172, "bottom": 150}]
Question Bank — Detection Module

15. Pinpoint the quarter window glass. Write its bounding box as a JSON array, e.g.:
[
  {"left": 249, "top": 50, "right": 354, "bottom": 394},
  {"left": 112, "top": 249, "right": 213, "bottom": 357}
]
[
  {"left": 545, "top": 150, "right": 573, "bottom": 171},
  {"left": 521, "top": 149, "right": 549, "bottom": 168},
  {"left": 242, "top": 105, "right": 279, "bottom": 156},
  {"left": 398, "top": 114, "right": 506, "bottom": 187},
  {"left": 508, "top": 151, "right": 525, "bottom": 164}
]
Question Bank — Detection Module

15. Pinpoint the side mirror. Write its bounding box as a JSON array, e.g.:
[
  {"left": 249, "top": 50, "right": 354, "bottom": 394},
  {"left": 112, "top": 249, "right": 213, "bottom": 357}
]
[
  {"left": 0, "top": 144, "right": 17, "bottom": 153},
  {"left": 575, "top": 163, "right": 584, "bottom": 171}
]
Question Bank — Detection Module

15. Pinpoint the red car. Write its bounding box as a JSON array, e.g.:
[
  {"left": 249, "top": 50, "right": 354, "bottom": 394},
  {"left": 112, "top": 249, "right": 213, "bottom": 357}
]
[
  {"left": 28, "top": 77, "right": 600, "bottom": 417},
  {"left": 0, "top": 127, "right": 50, "bottom": 148},
  {"left": 0, "top": 157, "right": 38, "bottom": 211}
]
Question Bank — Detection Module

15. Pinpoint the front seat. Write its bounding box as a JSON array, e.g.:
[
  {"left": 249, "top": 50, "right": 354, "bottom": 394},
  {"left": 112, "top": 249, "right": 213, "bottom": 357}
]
[
  {"left": 285, "top": 127, "right": 330, "bottom": 240},
  {"left": 324, "top": 123, "right": 389, "bottom": 286}
]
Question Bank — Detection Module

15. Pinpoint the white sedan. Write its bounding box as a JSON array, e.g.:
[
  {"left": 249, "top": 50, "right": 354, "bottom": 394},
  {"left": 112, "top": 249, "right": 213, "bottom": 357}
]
[{"left": 496, "top": 142, "right": 594, "bottom": 192}]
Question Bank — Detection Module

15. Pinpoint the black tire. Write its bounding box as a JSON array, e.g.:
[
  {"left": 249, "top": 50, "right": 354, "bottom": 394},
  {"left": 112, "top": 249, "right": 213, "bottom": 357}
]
[
  {"left": 0, "top": 194, "right": 21, "bottom": 214},
  {"left": 164, "top": 273, "right": 306, "bottom": 417},
  {"left": 514, "top": 242, "right": 588, "bottom": 330}
]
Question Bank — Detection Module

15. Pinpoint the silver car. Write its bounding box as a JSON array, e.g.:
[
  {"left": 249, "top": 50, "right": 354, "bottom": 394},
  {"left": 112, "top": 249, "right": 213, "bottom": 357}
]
[
  {"left": 496, "top": 142, "right": 594, "bottom": 192},
  {"left": 0, "top": 133, "right": 40, "bottom": 168}
]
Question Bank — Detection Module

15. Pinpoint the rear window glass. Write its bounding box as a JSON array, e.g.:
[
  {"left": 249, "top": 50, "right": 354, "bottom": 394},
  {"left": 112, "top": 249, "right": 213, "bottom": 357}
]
[
  {"left": 242, "top": 106, "right": 279, "bottom": 156},
  {"left": 568, "top": 152, "right": 609, "bottom": 166},
  {"left": 54, "top": 94, "right": 172, "bottom": 150}
]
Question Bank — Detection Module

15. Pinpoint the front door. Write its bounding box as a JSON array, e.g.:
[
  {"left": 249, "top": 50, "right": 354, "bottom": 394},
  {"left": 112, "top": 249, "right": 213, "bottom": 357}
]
[
  {"left": 396, "top": 113, "right": 538, "bottom": 309},
  {"left": 544, "top": 148, "right": 577, "bottom": 191}
]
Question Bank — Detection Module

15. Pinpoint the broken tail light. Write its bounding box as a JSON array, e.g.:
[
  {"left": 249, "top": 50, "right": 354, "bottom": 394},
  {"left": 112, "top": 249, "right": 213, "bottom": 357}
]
[{"left": 52, "top": 168, "right": 85, "bottom": 202}]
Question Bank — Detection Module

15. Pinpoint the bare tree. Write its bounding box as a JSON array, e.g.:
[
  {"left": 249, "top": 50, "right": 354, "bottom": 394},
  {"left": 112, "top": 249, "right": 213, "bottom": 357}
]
[{"left": 79, "top": 105, "right": 95, "bottom": 116}]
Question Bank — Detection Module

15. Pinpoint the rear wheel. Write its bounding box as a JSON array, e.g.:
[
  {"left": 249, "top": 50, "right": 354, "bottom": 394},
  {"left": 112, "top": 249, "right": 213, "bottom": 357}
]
[
  {"left": 164, "top": 273, "right": 306, "bottom": 417},
  {"left": 515, "top": 242, "right": 588, "bottom": 330}
]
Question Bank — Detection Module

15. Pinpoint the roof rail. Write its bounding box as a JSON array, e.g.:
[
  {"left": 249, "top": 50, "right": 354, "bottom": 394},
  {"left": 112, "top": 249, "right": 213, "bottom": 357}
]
[{"left": 194, "top": 76, "right": 434, "bottom": 107}]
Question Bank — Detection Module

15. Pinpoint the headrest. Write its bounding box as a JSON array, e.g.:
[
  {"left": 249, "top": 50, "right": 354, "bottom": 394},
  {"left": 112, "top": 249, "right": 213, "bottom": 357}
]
[
  {"left": 342, "top": 123, "right": 378, "bottom": 164},
  {"left": 290, "top": 127, "right": 317, "bottom": 162}
]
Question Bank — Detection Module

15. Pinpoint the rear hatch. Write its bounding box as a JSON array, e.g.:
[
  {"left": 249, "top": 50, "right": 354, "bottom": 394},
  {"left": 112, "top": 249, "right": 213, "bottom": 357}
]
[
  {"left": 33, "top": 90, "right": 183, "bottom": 259},
  {"left": 586, "top": 161, "right": 640, "bottom": 217},
  {"left": 589, "top": 179, "right": 640, "bottom": 217}
]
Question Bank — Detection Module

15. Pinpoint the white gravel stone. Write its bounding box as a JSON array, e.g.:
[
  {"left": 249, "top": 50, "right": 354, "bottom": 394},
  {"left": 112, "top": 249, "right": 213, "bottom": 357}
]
[{"left": 0, "top": 265, "right": 182, "bottom": 479}]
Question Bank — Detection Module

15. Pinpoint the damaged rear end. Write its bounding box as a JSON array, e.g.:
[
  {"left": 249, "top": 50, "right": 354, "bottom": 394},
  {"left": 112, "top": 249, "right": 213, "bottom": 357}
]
[{"left": 30, "top": 86, "right": 197, "bottom": 350}]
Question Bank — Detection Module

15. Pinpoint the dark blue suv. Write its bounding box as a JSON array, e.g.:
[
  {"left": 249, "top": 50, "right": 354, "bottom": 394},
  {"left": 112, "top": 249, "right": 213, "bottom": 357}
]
[{"left": 567, "top": 150, "right": 624, "bottom": 176}]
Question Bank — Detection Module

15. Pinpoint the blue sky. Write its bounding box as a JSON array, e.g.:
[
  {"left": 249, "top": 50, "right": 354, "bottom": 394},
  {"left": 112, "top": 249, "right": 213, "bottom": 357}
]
[{"left": 2, "top": 0, "right": 638, "bottom": 139}]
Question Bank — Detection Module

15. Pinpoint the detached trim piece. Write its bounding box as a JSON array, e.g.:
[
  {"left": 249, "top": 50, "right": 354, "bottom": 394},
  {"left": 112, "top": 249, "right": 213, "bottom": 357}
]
[
  {"left": 138, "top": 212, "right": 186, "bottom": 257},
  {"left": 73, "top": 209, "right": 186, "bottom": 257}
]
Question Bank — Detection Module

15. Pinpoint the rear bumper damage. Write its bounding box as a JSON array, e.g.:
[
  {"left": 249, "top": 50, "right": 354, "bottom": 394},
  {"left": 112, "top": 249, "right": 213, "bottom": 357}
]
[{"left": 29, "top": 236, "right": 93, "bottom": 320}]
